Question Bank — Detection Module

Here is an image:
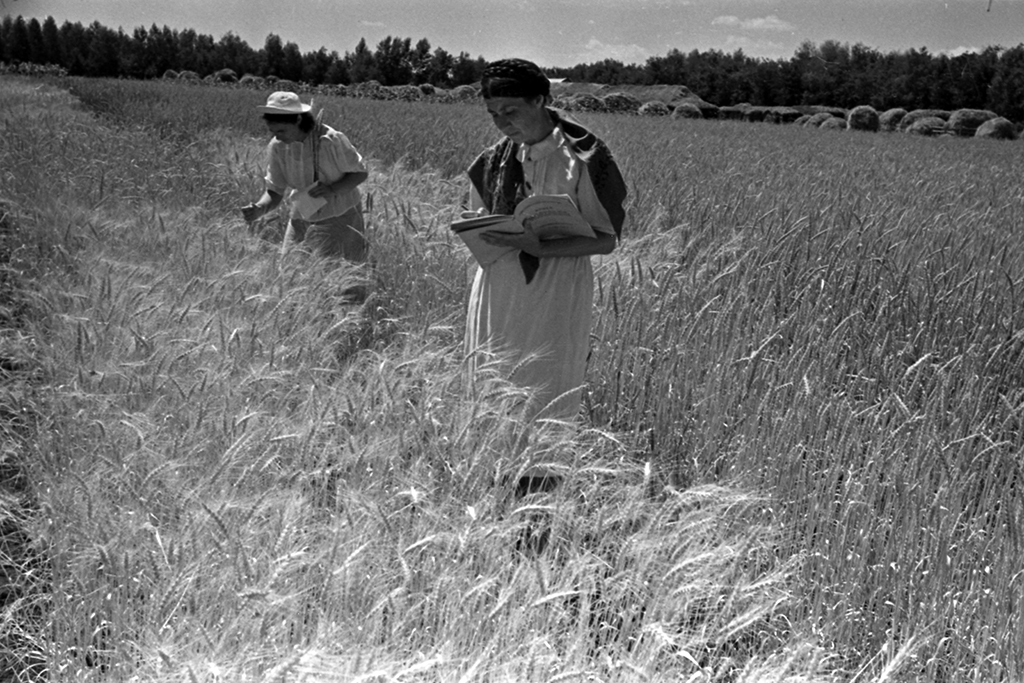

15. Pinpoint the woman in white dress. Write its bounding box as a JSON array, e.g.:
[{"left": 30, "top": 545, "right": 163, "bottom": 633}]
[
  {"left": 241, "top": 91, "right": 369, "bottom": 262},
  {"left": 464, "top": 59, "right": 627, "bottom": 431}
]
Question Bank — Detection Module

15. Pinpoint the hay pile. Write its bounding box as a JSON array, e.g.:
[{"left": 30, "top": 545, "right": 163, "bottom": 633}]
[
  {"left": 803, "top": 112, "right": 837, "bottom": 128},
  {"left": 271, "top": 78, "right": 300, "bottom": 92},
  {"left": 600, "top": 92, "right": 642, "bottom": 114},
  {"left": 742, "top": 107, "right": 768, "bottom": 123},
  {"left": 210, "top": 68, "right": 238, "bottom": 83},
  {"left": 638, "top": 101, "right": 671, "bottom": 116},
  {"left": 975, "top": 117, "right": 1018, "bottom": 140},
  {"left": 905, "top": 116, "right": 947, "bottom": 136},
  {"left": 718, "top": 105, "right": 747, "bottom": 121},
  {"left": 847, "top": 105, "right": 880, "bottom": 132},
  {"left": 819, "top": 117, "right": 848, "bottom": 131},
  {"left": 239, "top": 74, "right": 267, "bottom": 89},
  {"left": 448, "top": 85, "right": 480, "bottom": 102},
  {"left": 347, "top": 80, "right": 388, "bottom": 99},
  {"left": 554, "top": 93, "right": 608, "bottom": 113},
  {"left": 879, "top": 108, "right": 908, "bottom": 132},
  {"left": 898, "top": 109, "right": 950, "bottom": 132},
  {"left": 388, "top": 85, "right": 424, "bottom": 102},
  {"left": 764, "top": 107, "right": 801, "bottom": 124},
  {"left": 947, "top": 108, "right": 998, "bottom": 137},
  {"left": 675, "top": 97, "right": 718, "bottom": 119},
  {"left": 671, "top": 102, "right": 704, "bottom": 120}
]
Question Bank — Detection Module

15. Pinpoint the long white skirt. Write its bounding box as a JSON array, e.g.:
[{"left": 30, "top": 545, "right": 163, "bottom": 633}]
[{"left": 465, "top": 250, "right": 593, "bottom": 421}]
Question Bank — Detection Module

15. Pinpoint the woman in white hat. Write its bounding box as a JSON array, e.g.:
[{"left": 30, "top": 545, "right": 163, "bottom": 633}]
[{"left": 241, "top": 91, "right": 369, "bottom": 262}]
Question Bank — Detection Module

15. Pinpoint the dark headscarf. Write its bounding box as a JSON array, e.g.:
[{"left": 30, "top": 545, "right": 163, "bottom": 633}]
[{"left": 480, "top": 58, "right": 550, "bottom": 99}]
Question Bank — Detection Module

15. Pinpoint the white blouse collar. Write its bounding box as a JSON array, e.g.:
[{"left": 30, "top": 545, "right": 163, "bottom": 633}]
[{"left": 517, "top": 126, "right": 564, "bottom": 163}]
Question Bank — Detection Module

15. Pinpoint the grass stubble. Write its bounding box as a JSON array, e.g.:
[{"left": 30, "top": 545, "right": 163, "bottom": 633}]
[{"left": 0, "top": 75, "right": 1021, "bottom": 682}]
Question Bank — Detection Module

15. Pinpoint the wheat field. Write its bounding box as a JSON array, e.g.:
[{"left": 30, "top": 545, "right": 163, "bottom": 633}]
[{"left": 0, "top": 75, "right": 1022, "bottom": 682}]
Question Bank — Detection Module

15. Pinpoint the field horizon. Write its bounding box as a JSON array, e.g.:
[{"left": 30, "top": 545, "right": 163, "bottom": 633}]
[{"left": 0, "top": 74, "right": 1022, "bottom": 682}]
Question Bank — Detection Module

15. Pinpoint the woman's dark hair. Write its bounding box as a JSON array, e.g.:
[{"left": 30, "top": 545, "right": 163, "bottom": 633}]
[{"left": 262, "top": 111, "right": 316, "bottom": 132}]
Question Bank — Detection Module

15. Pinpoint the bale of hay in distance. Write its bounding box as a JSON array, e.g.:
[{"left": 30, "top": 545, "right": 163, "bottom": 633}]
[
  {"left": 718, "top": 105, "right": 747, "bottom": 121},
  {"left": 879, "top": 108, "right": 908, "bottom": 131},
  {"left": 388, "top": 85, "right": 423, "bottom": 101},
  {"left": 975, "top": 117, "right": 1018, "bottom": 140},
  {"left": 638, "top": 101, "right": 671, "bottom": 116},
  {"left": 674, "top": 97, "right": 719, "bottom": 119},
  {"left": 271, "top": 79, "right": 300, "bottom": 92},
  {"left": 743, "top": 107, "right": 768, "bottom": 123},
  {"left": 177, "top": 70, "right": 201, "bottom": 81},
  {"left": 450, "top": 84, "right": 479, "bottom": 102},
  {"left": 905, "top": 116, "right": 947, "bottom": 136},
  {"left": 671, "top": 102, "right": 704, "bottom": 120},
  {"left": 211, "top": 68, "right": 238, "bottom": 83},
  {"left": 947, "top": 108, "right": 998, "bottom": 137},
  {"left": 764, "top": 106, "right": 801, "bottom": 124},
  {"left": 239, "top": 74, "right": 265, "bottom": 88},
  {"left": 819, "top": 117, "right": 848, "bottom": 131},
  {"left": 804, "top": 112, "right": 837, "bottom": 128},
  {"left": 847, "top": 105, "right": 880, "bottom": 132},
  {"left": 162, "top": 69, "right": 179, "bottom": 79},
  {"left": 561, "top": 93, "right": 608, "bottom": 113},
  {"left": 898, "top": 109, "right": 951, "bottom": 131},
  {"left": 601, "top": 92, "right": 642, "bottom": 114}
]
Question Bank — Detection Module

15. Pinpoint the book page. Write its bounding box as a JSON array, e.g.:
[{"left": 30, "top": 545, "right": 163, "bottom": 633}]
[
  {"left": 513, "top": 194, "right": 595, "bottom": 240},
  {"left": 450, "top": 214, "right": 523, "bottom": 266},
  {"left": 293, "top": 184, "right": 328, "bottom": 220},
  {"left": 449, "top": 195, "right": 595, "bottom": 267},
  {"left": 450, "top": 213, "right": 523, "bottom": 234}
]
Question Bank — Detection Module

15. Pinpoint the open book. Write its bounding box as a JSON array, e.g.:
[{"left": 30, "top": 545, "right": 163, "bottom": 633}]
[{"left": 450, "top": 194, "right": 596, "bottom": 266}]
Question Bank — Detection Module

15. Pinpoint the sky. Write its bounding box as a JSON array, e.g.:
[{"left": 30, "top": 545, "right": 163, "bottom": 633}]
[{"left": 6, "top": 0, "right": 1024, "bottom": 67}]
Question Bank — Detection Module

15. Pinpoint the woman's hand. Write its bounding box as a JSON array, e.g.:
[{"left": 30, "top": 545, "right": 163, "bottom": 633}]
[
  {"left": 241, "top": 203, "right": 267, "bottom": 223},
  {"left": 482, "top": 230, "right": 616, "bottom": 259},
  {"left": 480, "top": 229, "right": 542, "bottom": 255},
  {"left": 307, "top": 182, "right": 332, "bottom": 199}
]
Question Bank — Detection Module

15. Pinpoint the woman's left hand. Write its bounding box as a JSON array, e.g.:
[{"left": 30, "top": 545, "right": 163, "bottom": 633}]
[
  {"left": 480, "top": 229, "right": 542, "bottom": 255},
  {"left": 308, "top": 182, "right": 332, "bottom": 198}
]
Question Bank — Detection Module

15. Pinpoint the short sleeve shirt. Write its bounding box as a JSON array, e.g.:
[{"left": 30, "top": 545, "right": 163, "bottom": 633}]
[{"left": 264, "top": 124, "right": 366, "bottom": 221}]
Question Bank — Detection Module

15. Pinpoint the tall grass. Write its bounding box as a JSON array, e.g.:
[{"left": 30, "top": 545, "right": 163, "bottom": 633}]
[{"left": 0, "top": 74, "right": 1021, "bottom": 681}]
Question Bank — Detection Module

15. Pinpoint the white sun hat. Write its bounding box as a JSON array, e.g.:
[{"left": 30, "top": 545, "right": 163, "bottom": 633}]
[{"left": 257, "top": 91, "right": 312, "bottom": 114}]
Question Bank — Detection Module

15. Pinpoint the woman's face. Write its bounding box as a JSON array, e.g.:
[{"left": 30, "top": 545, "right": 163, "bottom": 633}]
[
  {"left": 484, "top": 96, "right": 552, "bottom": 145},
  {"left": 266, "top": 121, "right": 304, "bottom": 144}
]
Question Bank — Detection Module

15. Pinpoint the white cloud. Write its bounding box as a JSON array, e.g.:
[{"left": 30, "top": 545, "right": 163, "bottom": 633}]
[
  {"left": 573, "top": 37, "right": 653, "bottom": 65},
  {"left": 943, "top": 45, "right": 980, "bottom": 56},
  {"left": 712, "top": 14, "right": 794, "bottom": 31}
]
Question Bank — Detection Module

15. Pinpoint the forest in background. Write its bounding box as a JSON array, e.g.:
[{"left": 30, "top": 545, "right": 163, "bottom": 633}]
[{"left": 3, "top": 13, "right": 1024, "bottom": 120}]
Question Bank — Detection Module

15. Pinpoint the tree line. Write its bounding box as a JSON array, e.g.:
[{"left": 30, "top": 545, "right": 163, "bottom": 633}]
[
  {"left": 567, "top": 41, "right": 1024, "bottom": 122},
  {"left": 3, "top": 14, "right": 1024, "bottom": 121},
  {"left": 0, "top": 15, "right": 487, "bottom": 88}
]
